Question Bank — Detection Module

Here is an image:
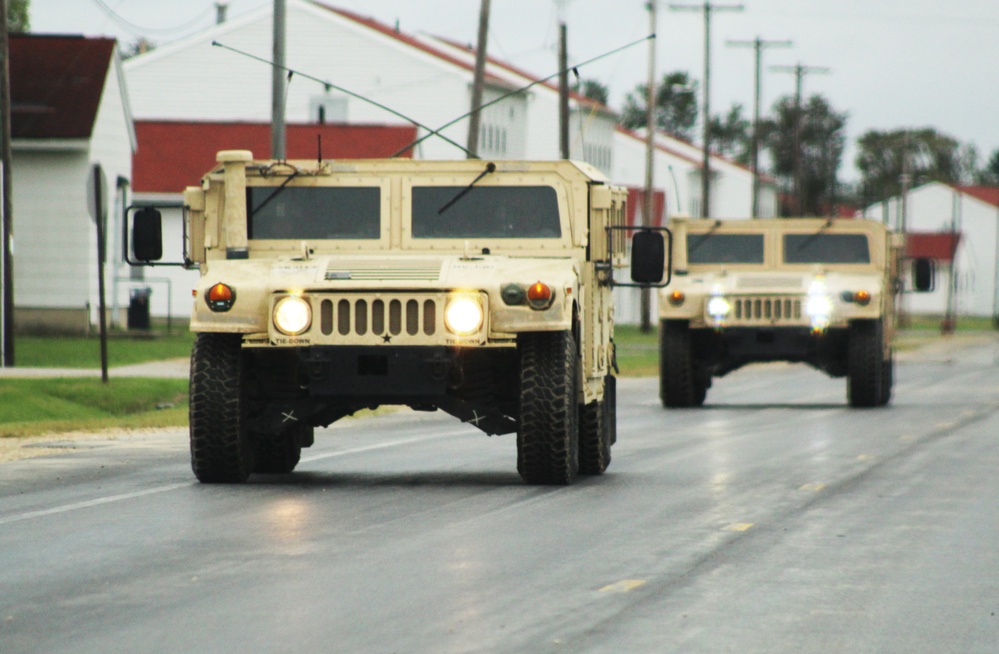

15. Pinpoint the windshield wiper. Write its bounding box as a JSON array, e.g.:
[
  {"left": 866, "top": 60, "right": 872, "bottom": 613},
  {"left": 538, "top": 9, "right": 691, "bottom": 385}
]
[
  {"left": 688, "top": 219, "right": 723, "bottom": 254},
  {"left": 437, "top": 162, "right": 496, "bottom": 215},
  {"left": 794, "top": 218, "right": 834, "bottom": 252},
  {"left": 251, "top": 171, "right": 300, "bottom": 216}
]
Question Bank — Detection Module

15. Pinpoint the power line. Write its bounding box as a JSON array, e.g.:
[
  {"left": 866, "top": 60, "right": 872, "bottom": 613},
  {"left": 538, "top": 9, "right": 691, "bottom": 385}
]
[
  {"left": 670, "top": 2, "right": 744, "bottom": 219},
  {"left": 89, "top": 0, "right": 216, "bottom": 38}
]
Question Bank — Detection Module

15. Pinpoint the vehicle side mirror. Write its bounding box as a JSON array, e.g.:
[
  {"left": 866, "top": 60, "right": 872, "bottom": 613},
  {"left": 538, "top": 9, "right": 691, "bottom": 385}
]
[
  {"left": 132, "top": 207, "right": 163, "bottom": 262},
  {"left": 631, "top": 230, "right": 665, "bottom": 284},
  {"left": 912, "top": 257, "right": 934, "bottom": 292}
]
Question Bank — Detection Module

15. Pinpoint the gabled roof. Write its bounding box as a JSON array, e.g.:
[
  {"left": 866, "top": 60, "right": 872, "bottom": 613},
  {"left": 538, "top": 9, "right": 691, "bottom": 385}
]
[
  {"left": 10, "top": 34, "right": 116, "bottom": 140},
  {"left": 315, "top": 3, "right": 519, "bottom": 91},
  {"left": 430, "top": 34, "right": 616, "bottom": 118},
  {"left": 906, "top": 232, "right": 961, "bottom": 262},
  {"left": 957, "top": 185, "right": 999, "bottom": 208},
  {"left": 132, "top": 121, "right": 417, "bottom": 194}
]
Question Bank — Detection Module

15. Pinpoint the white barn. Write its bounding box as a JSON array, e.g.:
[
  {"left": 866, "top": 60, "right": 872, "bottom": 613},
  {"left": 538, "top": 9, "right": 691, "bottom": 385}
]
[{"left": 10, "top": 34, "right": 136, "bottom": 334}]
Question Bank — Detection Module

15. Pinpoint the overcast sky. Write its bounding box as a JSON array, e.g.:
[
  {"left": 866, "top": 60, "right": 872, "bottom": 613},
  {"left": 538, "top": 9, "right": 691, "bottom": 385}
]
[{"left": 27, "top": 0, "right": 999, "bottom": 182}]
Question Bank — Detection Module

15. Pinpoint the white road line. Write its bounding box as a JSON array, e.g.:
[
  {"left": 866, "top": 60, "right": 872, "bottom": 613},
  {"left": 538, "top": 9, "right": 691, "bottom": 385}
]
[
  {"left": 0, "top": 431, "right": 463, "bottom": 527},
  {"left": 0, "top": 483, "right": 191, "bottom": 526}
]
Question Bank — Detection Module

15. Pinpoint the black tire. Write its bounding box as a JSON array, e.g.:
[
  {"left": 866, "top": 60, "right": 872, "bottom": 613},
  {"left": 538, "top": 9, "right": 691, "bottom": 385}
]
[
  {"left": 253, "top": 425, "right": 308, "bottom": 474},
  {"left": 848, "top": 320, "right": 884, "bottom": 408},
  {"left": 579, "top": 375, "right": 614, "bottom": 475},
  {"left": 659, "top": 320, "right": 703, "bottom": 408},
  {"left": 189, "top": 333, "right": 255, "bottom": 483},
  {"left": 517, "top": 331, "right": 580, "bottom": 485}
]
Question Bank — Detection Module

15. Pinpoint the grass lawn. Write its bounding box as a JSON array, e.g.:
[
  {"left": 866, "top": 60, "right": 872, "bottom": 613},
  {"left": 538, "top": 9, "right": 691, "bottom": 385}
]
[
  {"left": 0, "top": 377, "right": 189, "bottom": 438},
  {"left": 15, "top": 329, "right": 194, "bottom": 368}
]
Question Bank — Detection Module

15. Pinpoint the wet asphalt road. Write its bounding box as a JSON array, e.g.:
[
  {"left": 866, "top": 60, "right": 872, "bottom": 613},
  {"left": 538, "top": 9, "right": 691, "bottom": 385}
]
[{"left": 2, "top": 336, "right": 999, "bottom": 653}]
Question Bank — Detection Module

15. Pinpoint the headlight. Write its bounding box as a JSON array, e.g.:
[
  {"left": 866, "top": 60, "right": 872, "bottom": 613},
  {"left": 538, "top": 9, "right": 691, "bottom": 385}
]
[
  {"left": 274, "top": 296, "right": 312, "bottom": 335},
  {"left": 444, "top": 297, "right": 483, "bottom": 335},
  {"left": 707, "top": 295, "right": 731, "bottom": 319},
  {"left": 805, "top": 280, "right": 832, "bottom": 331}
]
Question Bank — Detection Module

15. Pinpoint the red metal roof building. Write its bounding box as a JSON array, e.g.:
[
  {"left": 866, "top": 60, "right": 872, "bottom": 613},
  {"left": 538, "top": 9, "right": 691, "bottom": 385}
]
[{"left": 132, "top": 121, "right": 417, "bottom": 194}]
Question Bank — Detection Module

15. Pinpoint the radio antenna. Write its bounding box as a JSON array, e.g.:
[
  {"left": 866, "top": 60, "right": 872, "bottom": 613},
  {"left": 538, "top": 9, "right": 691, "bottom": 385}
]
[
  {"left": 212, "top": 40, "right": 476, "bottom": 158},
  {"left": 390, "top": 34, "right": 654, "bottom": 157}
]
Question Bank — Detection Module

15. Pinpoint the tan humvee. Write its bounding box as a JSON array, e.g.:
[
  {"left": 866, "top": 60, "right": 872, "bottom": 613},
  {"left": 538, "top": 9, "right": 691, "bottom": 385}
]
[
  {"left": 131, "top": 151, "right": 667, "bottom": 485},
  {"left": 658, "top": 216, "right": 903, "bottom": 408}
]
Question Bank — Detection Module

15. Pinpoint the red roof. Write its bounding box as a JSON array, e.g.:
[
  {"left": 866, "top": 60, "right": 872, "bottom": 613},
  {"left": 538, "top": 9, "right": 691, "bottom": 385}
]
[
  {"left": 957, "top": 185, "right": 999, "bottom": 208},
  {"left": 906, "top": 232, "right": 961, "bottom": 262},
  {"left": 10, "top": 34, "right": 116, "bottom": 140},
  {"left": 132, "top": 121, "right": 418, "bottom": 194}
]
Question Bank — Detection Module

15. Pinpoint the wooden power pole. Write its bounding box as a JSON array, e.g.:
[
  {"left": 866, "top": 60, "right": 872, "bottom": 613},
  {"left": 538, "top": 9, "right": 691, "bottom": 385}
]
[{"left": 670, "top": 1, "right": 743, "bottom": 218}]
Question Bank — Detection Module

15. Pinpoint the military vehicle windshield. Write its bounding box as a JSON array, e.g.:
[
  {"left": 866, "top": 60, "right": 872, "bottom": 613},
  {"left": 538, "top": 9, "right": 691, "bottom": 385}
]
[
  {"left": 783, "top": 233, "right": 871, "bottom": 264},
  {"left": 687, "top": 233, "right": 765, "bottom": 264},
  {"left": 248, "top": 187, "right": 381, "bottom": 239},
  {"left": 411, "top": 186, "right": 561, "bottom": 239}
]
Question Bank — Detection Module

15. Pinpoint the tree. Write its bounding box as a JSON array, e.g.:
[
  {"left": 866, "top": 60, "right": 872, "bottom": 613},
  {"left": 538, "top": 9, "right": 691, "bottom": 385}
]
[
  {"left": 620, "top": 71, "right": 699, "bottom": 141},
  {"left": 856, "top": 128, "right": 977, "bottom": 204},
  {"left": 708, "top": 103, "right": 750, "bottom": 163},
  {"left": 761, "top": 94, "right": 847, "bottom": 216},
  {"left": 576, "top": 79, "right": 609, "bottom": 106},
  {"left": 7, "top": 0, "right": 29, "bottom": 32},
  {"left": 977, "top": 149, "right": 999, "bottom": 185}
]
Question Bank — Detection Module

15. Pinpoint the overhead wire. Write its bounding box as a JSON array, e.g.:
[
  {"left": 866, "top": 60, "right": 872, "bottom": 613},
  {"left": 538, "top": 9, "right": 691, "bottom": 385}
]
[{"left": 88, "top": 0, "right": 217, "bottom": 38}]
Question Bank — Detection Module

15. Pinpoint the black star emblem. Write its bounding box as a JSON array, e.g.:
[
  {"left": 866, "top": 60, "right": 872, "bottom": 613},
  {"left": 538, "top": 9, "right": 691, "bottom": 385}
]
[{"left": 382, "top": 334, "right": 392, "bottom": 343}]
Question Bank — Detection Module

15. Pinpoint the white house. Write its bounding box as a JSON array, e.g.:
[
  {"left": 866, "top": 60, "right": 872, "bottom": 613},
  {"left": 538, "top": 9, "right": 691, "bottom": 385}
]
[
  {"left": 862, "top": 182, "right": 999, "bottom": 318},
  {"left": 10, "top": 34, "right": 136, "bottom": 334}
]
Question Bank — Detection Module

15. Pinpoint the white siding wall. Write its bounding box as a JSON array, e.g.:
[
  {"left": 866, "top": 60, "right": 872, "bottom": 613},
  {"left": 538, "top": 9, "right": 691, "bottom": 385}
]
[
  {"left": 12, "top": 151, "right": 94, "bottom": 312},
  {"left": 125, "top": 1, "right": 478, "bottom": 160}
]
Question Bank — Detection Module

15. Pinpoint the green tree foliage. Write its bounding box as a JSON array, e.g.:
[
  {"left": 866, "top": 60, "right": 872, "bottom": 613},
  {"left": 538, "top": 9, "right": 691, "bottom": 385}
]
[
  {"left": 709, "top": 103, "right": 751, "bottom": 163},
  {"left": 621, "top": 71, "right": 699, "bottom": 141},
  {"left": 855, "top": 128, "right": 978, "bottom": 203},
  {"left": 761, "top": 94, "right": 847, "bottom": 216},
  {"left": 977, "top": 149, "right": 999, "bottom": 185},
  {"left": 7, "top": 0, "right": 30, "bottom": 31},
  {"left": 576, "top": 79, "right": 609, "bottom": 106}
]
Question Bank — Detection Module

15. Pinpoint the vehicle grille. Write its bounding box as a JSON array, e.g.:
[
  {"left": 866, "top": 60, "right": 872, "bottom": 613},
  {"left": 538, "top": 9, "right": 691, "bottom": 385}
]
[
  {"left": 317, "top": 293, "right": 442, "bottom": 338},
  {"left": 727, "top": 296, "right": 803, "bottom": 325}
]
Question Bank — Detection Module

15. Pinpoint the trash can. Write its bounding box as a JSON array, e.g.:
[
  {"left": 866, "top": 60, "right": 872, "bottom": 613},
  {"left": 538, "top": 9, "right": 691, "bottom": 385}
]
[{"left": 128, "top": 287, "right": 152, "bottom": 330}]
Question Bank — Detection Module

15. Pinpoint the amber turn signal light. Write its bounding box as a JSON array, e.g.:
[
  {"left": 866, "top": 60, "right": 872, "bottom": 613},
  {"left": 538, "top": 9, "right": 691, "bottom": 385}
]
[
  {"left": 526, "top": 281, "right": 554, "bottom": 309},
  {"left": 206, "top": 283, "right": 235, "bottom": 312}
]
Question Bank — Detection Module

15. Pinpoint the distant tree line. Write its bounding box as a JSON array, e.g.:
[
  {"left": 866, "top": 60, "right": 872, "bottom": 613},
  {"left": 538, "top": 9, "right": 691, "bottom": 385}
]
[{"left": 577, "top": 71, "right": 999, "bottom": 216}]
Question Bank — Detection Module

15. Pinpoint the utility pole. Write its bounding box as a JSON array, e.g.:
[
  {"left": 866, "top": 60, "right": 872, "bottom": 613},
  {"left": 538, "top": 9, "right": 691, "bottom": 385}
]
[
  {"left": 466, "top": 0, "right": 491, "bottom": 158},
  {"left": 670, "top": 1, "right": 743, "bottom": 218},
  {"left": 771, "top": 62, "right": 829, "bottom": 215},
  {"left": 1, "top": 0, "right": 14, "bottom": 367},
  {"left": 641, "top": 1, "right": 658, "bottom": 333},
  {"left": 271, "top": 0, "right": 287, "bottom": 159},
  {"left": 726, "top": 36, "right": 792, "bottom": 218},
  {"left": 558, "top": 21, "right": 570, "bottom": 159}
]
